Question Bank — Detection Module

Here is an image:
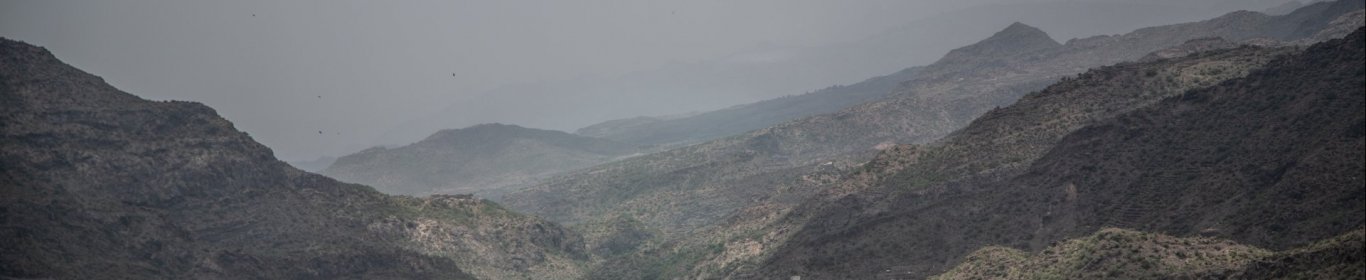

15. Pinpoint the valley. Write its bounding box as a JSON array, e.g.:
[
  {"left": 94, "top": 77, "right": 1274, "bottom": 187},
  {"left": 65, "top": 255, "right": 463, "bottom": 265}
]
[{"left": 2, "top": 1, "right": 1363, "bottom": 279}]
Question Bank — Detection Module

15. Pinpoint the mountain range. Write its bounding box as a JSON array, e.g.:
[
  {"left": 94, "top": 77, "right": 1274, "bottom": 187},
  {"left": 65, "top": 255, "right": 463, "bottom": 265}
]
[
  {"left": 513, "top": 2, "right": 1364, "bottom": 278},
  {"left": 571, "top": 0, "right": 1366, "bottom": 151},
  {"left": 505, "top": 0, "right": 1362, "bottom": 262},
  {"left": 1, "top": 1, "right": 1363, "bottom": 279},
  {"left": 754, "top": 21, "right": 1365, "bottom": 280},
  {"left": 371, "top": 0, "right": 1300, "bottom": 148},
  {"left": 574, "top": 66, "right": 921, "bottom": 148}
]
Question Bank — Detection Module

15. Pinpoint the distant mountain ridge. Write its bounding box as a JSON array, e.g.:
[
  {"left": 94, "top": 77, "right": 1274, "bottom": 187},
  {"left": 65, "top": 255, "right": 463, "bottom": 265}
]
[
  {"left": 324, "top": 123, "right": 636, "bottom": 197},
  {"left": 568, "top": 17, "right": 1214, "bottom": 149},
  {"left": 575, "top": 66, "right": 921, "bottom": 148},
  {"left": 376, "top": 0, "right": 1298, "bottom": 150}
]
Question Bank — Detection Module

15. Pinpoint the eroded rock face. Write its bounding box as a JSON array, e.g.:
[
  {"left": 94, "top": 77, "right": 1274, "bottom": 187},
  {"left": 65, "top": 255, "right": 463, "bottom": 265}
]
[{"left": 0, "top": 38, "right": 587, "bottom": 279}]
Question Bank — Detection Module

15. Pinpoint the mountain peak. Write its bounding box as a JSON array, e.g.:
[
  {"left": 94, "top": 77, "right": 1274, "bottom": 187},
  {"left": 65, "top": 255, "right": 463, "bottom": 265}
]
[
  {"left": 1002, "top": 21, "right": 1039, "bottom": 33},
  {"left": 935, "top": 22, "right": 1060, "bottom": 65},
  {"left": 1, "top": 37, "right": 53, "bottom": 58},
  {"left": 983, "top": 22, "right": 1058, "bottom": 48}
]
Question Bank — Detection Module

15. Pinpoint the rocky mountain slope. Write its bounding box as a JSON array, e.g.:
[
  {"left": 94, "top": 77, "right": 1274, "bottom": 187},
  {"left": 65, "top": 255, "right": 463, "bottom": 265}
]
[
  {"left": 1299, "top": 9, "right": 1366, "bottom": 43},
  {"left": 5, "top": 3, "right": 1356, "bottom": 280},
  {"left": 590, "top": 35, "right": 1298, "bottom": 280},
  {"left": 324, "top": 123, "right": 635, "bottom": 197},
  {"left": 0, "top": 38, "right": 589, "bottom": 279},
  {"left": 504, "top": 5, "right": 1363, "bottom": 275},
  {"left": 753, "top": 27, "right": 1365, "bottom": 279},
  {"left": 571, "top": 3, "right": 1363, "bottom": 278},
  {"left": 933, "top": 228, "right": 1364, "bottom": 279}
]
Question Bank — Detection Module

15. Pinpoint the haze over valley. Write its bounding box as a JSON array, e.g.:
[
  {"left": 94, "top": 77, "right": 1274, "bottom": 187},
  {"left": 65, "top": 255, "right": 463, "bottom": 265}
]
[
  {"left": 2, "top": 0, "right": 1363, "bottom": 279},
  {"left": 0, "top": 0, "right": 1301, "bottom": 161}
]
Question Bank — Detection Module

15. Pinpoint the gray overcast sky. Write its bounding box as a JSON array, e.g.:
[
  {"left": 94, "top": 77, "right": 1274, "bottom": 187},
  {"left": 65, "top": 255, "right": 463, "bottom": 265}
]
[{"left": 0, "top": 0, "right": 1291, "bottom": 160}]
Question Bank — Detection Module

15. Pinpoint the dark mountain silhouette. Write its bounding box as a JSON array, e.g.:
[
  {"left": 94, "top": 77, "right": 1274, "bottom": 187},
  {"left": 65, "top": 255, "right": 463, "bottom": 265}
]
[
  {"left": 324, "top": 123, "right": 635, "bottom": 197},
  {"left": 929, "top": 22, "right": 1062, "bottom": 72},
  {"left": 0, "top": 38, "right": 590, "bottom": 279}
]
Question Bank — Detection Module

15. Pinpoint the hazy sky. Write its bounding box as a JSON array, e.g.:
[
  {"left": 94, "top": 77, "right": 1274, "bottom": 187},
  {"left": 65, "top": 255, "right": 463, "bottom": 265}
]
[{"left": 0, "top": 0, "right": 1292, "bottom": 160}]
